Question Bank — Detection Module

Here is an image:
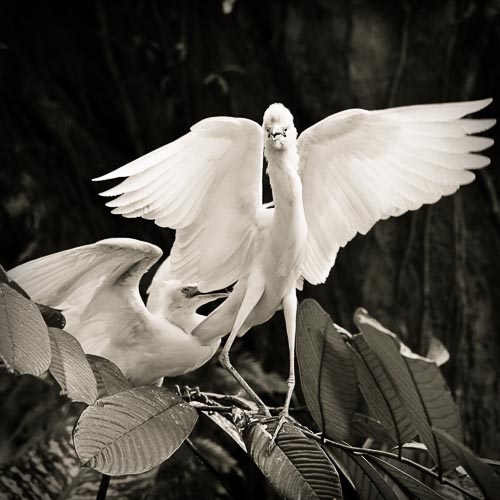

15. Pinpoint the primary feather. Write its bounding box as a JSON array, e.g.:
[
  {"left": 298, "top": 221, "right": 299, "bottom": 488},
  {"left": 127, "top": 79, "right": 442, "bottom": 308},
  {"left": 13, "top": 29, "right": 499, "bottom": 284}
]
[{"left": 298, "top": 98, "right": 495, "bottom": 284}]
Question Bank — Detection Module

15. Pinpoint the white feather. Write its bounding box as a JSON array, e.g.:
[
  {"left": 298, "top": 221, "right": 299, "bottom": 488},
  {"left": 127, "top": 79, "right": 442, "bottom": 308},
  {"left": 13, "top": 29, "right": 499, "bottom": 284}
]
[{"left": 298, "top": 98, "right": 495, "bottom": 285}]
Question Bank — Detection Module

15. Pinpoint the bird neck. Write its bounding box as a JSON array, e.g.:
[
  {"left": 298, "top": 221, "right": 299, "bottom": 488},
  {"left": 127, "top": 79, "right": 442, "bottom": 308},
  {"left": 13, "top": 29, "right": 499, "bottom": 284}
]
[
  {"left": 169, "top": 309, "right": 203, "bottom": 334},
  {"left": 146, "top": 291, "right": 194, "bottom": 334},
  {"left": 266, "top": 144, "right": 302, "bottom": 213}
]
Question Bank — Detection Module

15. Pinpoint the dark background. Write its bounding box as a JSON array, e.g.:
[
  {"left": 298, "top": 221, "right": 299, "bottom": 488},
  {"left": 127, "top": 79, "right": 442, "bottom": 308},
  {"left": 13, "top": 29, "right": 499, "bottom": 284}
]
[{"left": 1, "top": 0, "right": 499, "bottom": 467}]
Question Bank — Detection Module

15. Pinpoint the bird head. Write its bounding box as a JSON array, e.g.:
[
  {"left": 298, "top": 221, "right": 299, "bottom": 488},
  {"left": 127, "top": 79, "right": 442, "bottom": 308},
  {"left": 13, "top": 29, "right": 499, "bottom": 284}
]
[
  {"left": 155, "top": 281, "right": 228, "bottom": 332},
  {"left": 262, "top": 103, "right": 297, "bottom": 151}
]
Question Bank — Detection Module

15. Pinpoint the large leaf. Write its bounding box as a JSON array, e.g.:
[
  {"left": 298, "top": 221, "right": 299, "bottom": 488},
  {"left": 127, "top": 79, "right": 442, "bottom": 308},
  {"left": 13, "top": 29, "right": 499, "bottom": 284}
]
[
  {"left": 1, "top": 265, "right": 30, "bottom": 298},
  {"left": 350, "top": 413, "right": 398, "bottom": 445},
  {"left": 324, "top": 445, "right": 399, "bottom": 500},
  {"left": 196, "top": 406, "right": 246, "bottom": 451},
  {"left": 1, "top": 265, "right": 66, "bottom": 329},
  {"left": 355, "top": 309, "right": 462, "bottom": 471},
  {"left": 243, "top": 418, "right": 343, "bottom": 499},
  {"left": 297, "top": 299, "right": 358, "bottom": 440},
  {"left": 369, "top": 456, "right": 446, "bottom": 500},
  {"left": 351, "top": 335, "right": 416, "bottom": 447},
  {"left": 48, "top": 327, "right": 98, "bottom": 405},
  {"left": 87, "top": 354, "right": 132, "bottom": 398},
  {"left": 74, "top": 386, "right": 198, "bottom": 475},
  {"left": 37, "top": 304, "right": 66, "bottom": 329},
  {"left": 0, "top": 282, "right": 51, "bottom": 376},
  {"left": 433, "top": 428, "right": 500, "bottom": 499}
]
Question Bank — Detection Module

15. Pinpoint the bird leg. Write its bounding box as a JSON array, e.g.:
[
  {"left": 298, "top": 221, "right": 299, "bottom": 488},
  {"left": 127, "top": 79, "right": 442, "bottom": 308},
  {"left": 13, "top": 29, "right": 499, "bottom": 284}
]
[
  {"left": 267, "top": 290, "right": 297, "bottom": 453},
  {"left": 219, "top": 338, "right": 271, "bottom": 417},
  {"left": 219, "top": 279, "right": 270, "bottom": 416}
]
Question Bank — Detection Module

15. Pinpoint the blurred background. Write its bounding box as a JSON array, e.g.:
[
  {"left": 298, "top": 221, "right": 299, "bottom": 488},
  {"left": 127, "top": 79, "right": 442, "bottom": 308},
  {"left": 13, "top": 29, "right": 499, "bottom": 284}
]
[{"left": 0, "top": 0, "right": 499, "bottom": 493}]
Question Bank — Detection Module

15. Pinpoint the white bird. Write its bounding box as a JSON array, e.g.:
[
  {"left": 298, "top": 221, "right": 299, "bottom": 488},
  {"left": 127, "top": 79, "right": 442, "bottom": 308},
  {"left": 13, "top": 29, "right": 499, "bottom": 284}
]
[
  {"left": 94, "top": 99, "right": 495, "bottom": 432},
  {"left": 8, "top": 238, "right": 228, "bottom": 386}
]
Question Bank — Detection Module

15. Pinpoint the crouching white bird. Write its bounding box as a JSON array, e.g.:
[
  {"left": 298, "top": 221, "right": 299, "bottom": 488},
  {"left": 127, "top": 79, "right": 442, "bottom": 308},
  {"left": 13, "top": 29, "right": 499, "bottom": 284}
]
[
  {"left": 8, "top": 238, "right": 227, "bottom": 386},
  {"left": 94, "top": 99, "right": 496, "bottom": 430}
]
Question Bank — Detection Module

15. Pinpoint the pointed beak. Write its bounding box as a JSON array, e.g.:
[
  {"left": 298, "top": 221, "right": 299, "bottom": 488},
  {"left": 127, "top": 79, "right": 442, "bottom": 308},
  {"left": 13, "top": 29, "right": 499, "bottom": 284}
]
[
  {"left": 187, "top": 286, "right": 229, "bottom": 306},
  {"left": 269, "top": 126, "right": 286, "bottom": 140}
]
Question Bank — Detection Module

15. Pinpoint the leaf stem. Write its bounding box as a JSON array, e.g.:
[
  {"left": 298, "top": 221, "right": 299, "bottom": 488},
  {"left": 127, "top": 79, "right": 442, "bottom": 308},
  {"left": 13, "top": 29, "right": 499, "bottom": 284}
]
[
  {"left": 301, "top": 430, "right": 481, "bottom": 500},
  {"left": 96, "top": 474, "right": 110, "bottom": 500}
]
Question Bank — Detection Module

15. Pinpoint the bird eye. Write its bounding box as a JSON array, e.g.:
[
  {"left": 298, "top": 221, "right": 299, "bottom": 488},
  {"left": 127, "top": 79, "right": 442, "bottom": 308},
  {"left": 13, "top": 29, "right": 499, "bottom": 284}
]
[{"left": 181, "top": 287, "right": 191, "bottom": 294}]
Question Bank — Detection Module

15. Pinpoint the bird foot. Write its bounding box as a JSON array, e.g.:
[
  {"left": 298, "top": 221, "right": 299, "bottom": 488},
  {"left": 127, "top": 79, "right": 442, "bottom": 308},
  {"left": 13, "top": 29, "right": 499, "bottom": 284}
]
[
  {"left": 174, "top": 385, "right": 206, "bottom": 402},
  {"left": 266, "top": 412, "right": 291, "bottom": 454}
]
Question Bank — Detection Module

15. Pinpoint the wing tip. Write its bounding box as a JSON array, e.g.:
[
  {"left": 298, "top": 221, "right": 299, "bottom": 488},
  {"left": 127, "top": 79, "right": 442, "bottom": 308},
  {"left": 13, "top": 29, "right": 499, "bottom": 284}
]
[
  {"left": 469, "top": 97, "right": 494, "bottom": 114},
  {"left": 95, "top": 238, "right": 163, "bottom": 258},
  {"left": 92, "top": 171, "right": 120, "bottom": 182}
]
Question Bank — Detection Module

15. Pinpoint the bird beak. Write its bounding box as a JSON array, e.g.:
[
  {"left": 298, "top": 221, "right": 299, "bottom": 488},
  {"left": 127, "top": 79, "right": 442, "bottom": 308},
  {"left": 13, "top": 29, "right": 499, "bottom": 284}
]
[
  {"left": 188, "top": 287, "right": 229, "bottom": 306},
  {"left": 269, "top": 126, "right": 287, "bottom": 140}
]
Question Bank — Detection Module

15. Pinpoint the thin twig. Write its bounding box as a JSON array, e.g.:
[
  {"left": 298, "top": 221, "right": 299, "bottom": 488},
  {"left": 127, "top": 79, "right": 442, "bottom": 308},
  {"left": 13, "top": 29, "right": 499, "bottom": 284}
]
[
  {"left": 301, "top": 430, "right": 481, "bottom": 500},
  {"left": 189, "top": 403, "right": 234, "bottom": 413}
]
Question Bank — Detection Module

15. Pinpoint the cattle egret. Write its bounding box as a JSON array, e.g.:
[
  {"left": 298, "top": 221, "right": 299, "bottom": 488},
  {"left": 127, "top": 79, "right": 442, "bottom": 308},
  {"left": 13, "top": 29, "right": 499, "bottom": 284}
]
[
  {"left": 8, "top": 238, "right": 227, "bottom": 386},
  {"left": 94, "top": 99, "right": 495, "bottom": 435}
]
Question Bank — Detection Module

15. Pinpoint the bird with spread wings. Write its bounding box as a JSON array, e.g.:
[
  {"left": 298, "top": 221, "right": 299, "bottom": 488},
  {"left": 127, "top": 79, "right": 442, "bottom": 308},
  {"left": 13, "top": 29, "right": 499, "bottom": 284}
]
[
  {"left": 8, "top": 238, "right": 227, "bottom": 386},
  {"left": 95, "top": 98, "right": 495, "bottom": 437}
]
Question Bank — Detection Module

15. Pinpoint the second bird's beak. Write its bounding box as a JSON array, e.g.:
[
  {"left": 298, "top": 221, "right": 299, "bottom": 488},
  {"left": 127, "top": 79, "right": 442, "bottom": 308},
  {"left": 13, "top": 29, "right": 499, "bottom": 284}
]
[{"left": 185, "top": 286, "right": 229, "bottom": 306}]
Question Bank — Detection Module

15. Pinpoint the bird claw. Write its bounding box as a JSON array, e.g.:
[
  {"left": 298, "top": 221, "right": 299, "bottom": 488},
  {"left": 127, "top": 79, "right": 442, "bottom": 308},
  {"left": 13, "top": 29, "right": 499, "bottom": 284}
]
[
  {"left": 174, "top": 385, "right": 205, "bottom": 401},
  {"left": 266, "top": 413, "right": 291, "bottom": 455}
]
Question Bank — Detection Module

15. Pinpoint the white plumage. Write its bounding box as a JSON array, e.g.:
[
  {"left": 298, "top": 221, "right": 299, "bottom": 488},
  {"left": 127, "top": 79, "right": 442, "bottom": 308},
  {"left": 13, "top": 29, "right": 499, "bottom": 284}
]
[
  {"left": 8, "top": 238, "right": 227, "bottom": 386},
  {"left": 95, "top": 99, "right": 495, "bottom": 423}
]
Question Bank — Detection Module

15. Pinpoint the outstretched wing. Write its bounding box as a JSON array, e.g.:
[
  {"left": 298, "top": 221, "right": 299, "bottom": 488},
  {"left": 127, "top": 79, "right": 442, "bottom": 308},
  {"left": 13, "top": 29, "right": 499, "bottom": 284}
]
[
  {"left": 8, "top": 238, "right": 162, "bottom": 321},
  {"left": 298, "top": 98, "right": 495, "bottom": 285},
  {"left": 95, "top": 117, "right": 264, "bottom": 291}
]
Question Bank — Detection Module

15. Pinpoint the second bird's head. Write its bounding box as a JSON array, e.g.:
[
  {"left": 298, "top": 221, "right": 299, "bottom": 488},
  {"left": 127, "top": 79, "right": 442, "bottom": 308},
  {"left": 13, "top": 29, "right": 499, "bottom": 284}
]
[
  {"left": 160, "top": 281, "right": 228, "bottom": 324},
  {"left": 263, "top": 103, "right": 297, "bottom": 151}
]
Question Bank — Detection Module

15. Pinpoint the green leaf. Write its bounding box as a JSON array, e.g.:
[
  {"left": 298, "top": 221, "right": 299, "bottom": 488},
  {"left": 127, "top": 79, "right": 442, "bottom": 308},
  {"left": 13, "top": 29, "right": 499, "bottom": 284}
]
[
  {"left": 243, "top": 418, "right": 343, "bottom": 499},
  {"left": 324, "top": 445, "right": 399, "bottom": 500},
  {"left": 354, "top": 309, "right": 462, "bottom": 471},
  {"left": 369, "top": 456, "right": 446, "bottom": 499},
  {"left": 1, "top": 266, "right": 65, "bottom": 329},
  {"left": 0, "top": 265, "right": 9, "bottom": 284},
  {"left": 297, "top": 299, "right": 358, "bottom": 440},
  {"left": 0, "top": 282, "right": 51, "bottom": 376},
  {"left": 48, "top": 327, "right": 98, "bottom": 404},
  {"left": 87, "top": 354, "right": 132, "bottom": 398},
  {"left": 351, "top": 335, "right": 416, "bottom": 447},
  {"left": 74, "top": 386, "right": 198, "bottom": 475},
  {"left": 351, "top": 412, "right": 398, "bottom": 445},
  {"left": 0, "top": 265, "right": 30, "bottom": 298},
  {"left": 425, "top": 336, "right": 449, "bottom": 367},
  {"left": 37, "top": 303, "right": 66, "bottom": 329},
  {"left": 433, "top": 428, "right": 500, "bottom": 499},
  {"left": 197, "top": 407, "right": 246, "bottom": 450}
]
